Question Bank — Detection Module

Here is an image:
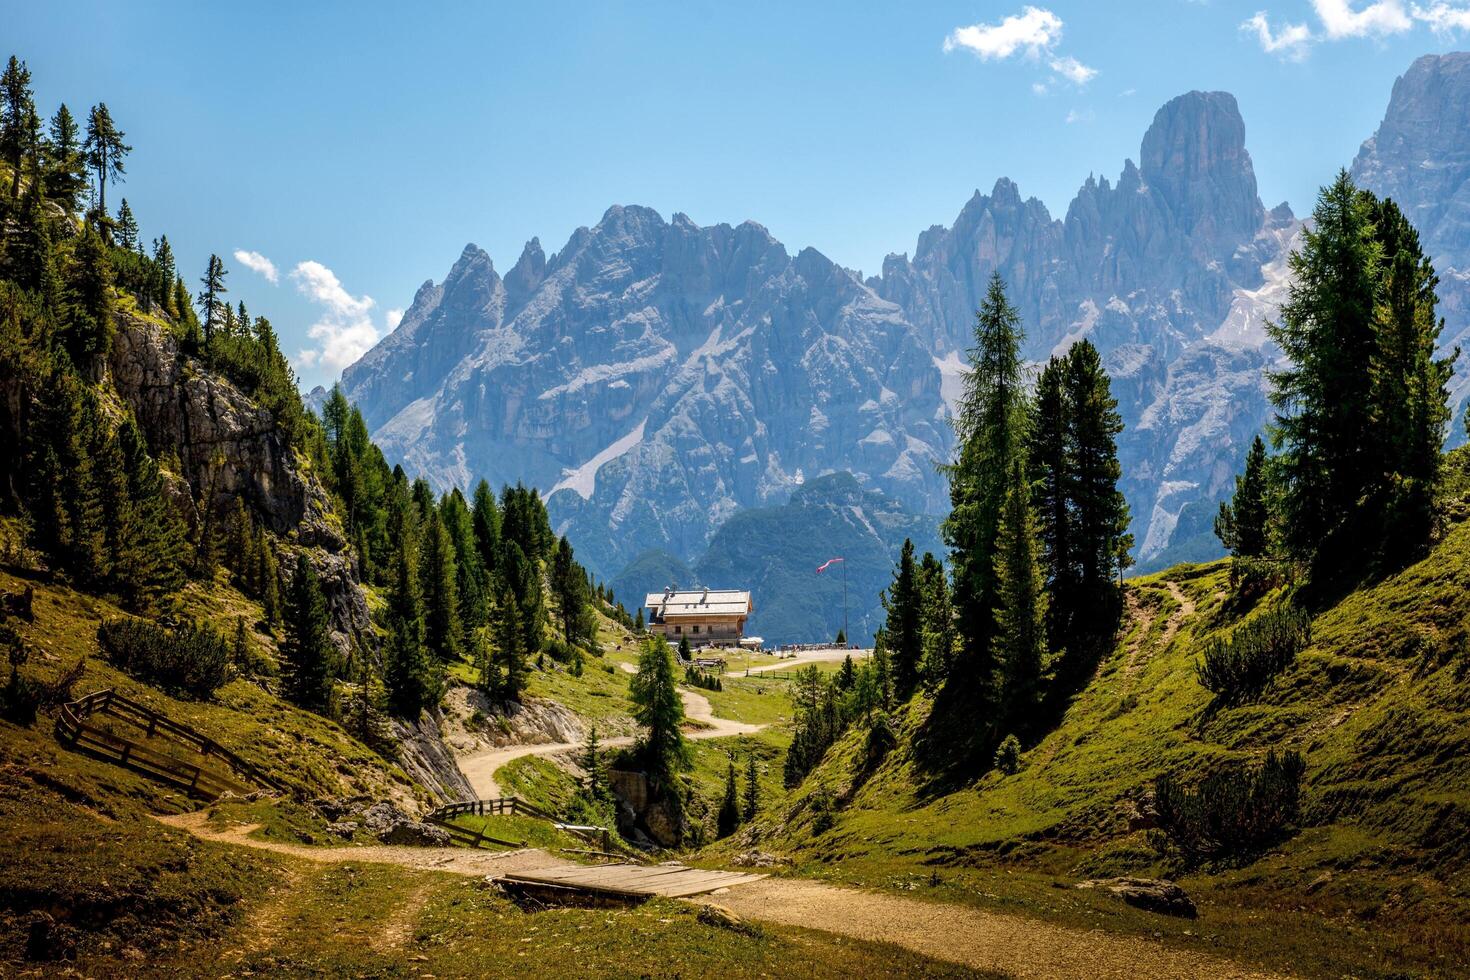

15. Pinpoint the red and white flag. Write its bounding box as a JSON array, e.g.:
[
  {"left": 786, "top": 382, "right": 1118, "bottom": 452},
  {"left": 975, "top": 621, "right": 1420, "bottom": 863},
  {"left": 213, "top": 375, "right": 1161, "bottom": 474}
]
[{"left": 816, "top": 557, "right": 844, "bottom": 574}]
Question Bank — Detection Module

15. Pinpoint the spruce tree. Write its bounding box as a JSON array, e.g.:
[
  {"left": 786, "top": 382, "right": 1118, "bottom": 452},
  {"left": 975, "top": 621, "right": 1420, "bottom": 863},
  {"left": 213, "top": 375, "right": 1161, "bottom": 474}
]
[
  {"left": 1062, "top": 339, "right": 1131, "bottom": 625},
  {"left": 385, "top": 529, "right": 439, "bottom": 716},
  {"left": 579, "top": 725, "right": 607, "bottom": 799},
  {"left": 257, "top": 533, "right": 282, "bottom": 628},
  {"left": 1268, "top": 172, "right": 1381, "bottom": 567},
  {"left": 81, "top": 103, "right": 129, "bottom": 220},
  {"left": 115, "top": 199, "right": 139, "bottom": 252},
  {"left": 883, "top": 538, "right": 922, "bottom": 699},
  {"left": 0, "top": 56, "right": 34, "bottom": 200},
  {"left": 419, "top": 510, "right": 461, "bottom": 661},
  {"left": 152, "top": 236, "right": 177, "bottom": 316},
  {"left": 917, "top": 551, "right": 956, "bottom": 685},
  {"left": 63, "top": 227, "right": 115, "bottom": 370},
  {"left": 943, "top": 273, "right": 1028, "bottom": 697},
  {"left": 500, "top": 539, "right": 544, "bottom": 655},
  {"left": 1028, "top": 355, "right": 1079, "bottom": 651},
  {"left": 630, "top": 635, "right": 691, "bottom": 801},
  {"left": 44, "top": 104, "right": 86, "bottom": 211},
  {"left": 197, "top": 254, "right": 228, "bottom": 345},
  {"left": 742, "top": 751, "right": 760, "bottom": 821},
  {"left": 281, "top": 553, "right": 337, "bottom": 712},
  {"left": 717, "top": 759, "right": 741, "bottom": 837},
  {"left": 471, "top": 478, "right": 501, "bottom": 577},
  {"left": 993, "top": 460, "right": 1049, "bottom": 728},
  {"left": 1215, "top": 434, "right": 1271, "bottom": 577},
  {"left": 551, "top": 535, "right": 589, "bottom": 646},
  {"left": 114, "top": 417, "right": 188, "bottom": 607},
  {"left": 440, "top": 488, "right": 489, "bottom": 646},
  {"left": 494, "top": 586, "right": 532, "bottom": 701},
  {"left": 1365, "top": 194, "right": 1454, "bottom": 561}
]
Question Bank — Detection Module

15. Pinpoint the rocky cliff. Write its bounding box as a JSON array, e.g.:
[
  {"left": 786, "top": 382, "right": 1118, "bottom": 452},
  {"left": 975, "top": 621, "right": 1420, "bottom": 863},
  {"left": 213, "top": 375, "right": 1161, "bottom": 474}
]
[
  {"left": 343, "top": 89, "right": 1300, "bottom": 576},
  {"left": 343, "top": 210, "right": 951, "bottom": 578},
  {"left": 1352, "top": 52, "right": 1470, "bottom": 433}
]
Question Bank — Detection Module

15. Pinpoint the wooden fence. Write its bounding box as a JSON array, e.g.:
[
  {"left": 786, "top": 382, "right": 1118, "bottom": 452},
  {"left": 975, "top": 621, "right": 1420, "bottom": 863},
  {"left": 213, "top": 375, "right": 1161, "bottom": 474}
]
[
  {"left": 426, "top": 796, "right": 613, "bottom": 853},
  {"left": 55, "top": 689, "right": 284, "bottom": 800}
]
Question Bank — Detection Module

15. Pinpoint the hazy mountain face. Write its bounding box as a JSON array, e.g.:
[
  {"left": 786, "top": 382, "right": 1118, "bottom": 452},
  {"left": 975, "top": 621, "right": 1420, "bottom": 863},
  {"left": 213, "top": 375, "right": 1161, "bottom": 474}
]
[
  {"left": 347, "top": 66, "right": 1470, "bottom": 582},
  {"left": 1353, "top": 52, "right": 1470, "bottom": 434}
]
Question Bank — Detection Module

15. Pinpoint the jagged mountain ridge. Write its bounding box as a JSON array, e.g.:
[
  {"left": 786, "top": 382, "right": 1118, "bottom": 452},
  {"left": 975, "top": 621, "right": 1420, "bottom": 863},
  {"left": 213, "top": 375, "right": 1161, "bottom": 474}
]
[
  {"left": 343, "top": 87, "right": 1302, "bottom": 578},
  {"left": 343, "top": 208, "right": 951, "bottom": 578}
]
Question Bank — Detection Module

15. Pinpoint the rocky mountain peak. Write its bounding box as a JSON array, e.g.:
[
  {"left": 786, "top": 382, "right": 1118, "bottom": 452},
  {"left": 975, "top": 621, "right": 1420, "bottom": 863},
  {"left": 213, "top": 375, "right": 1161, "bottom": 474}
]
[
  {"left": 1139, "top": 90, "right": 1263, "bottom": 247},
  {"left": 1352, "top": 52, "right": 1470, "bottom": 269},
  {"left": 505, "top": 237, "right": 546, "bottom": 303}
]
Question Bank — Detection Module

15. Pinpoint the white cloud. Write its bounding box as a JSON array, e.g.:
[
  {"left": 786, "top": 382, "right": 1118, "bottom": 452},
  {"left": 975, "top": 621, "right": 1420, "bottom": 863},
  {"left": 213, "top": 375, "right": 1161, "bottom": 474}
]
[
  {"left": 1310, "top": 0, "right": 1412, "bottom": 38},
  {"left": 1119, "top": 87, "right": 1138, "bottom": 97},
  {"left": 945, "top": 7, "right": 1096, "bottom": 89},
  {"left": 1412, "top": 2, "right": 1470, "bottom": 31},
  {"left": 1065, "top": 108, "right": 1096, "bottom": 124},
  {"left": 1242, "top": 11, "right": 1315, "bottom": 57},
  {"left": 290, "top": 260, "right": 383, "bottom": 373},
  {"left": 385, "top": 308, "right": 404, "bottom": 331},
  {"left": 1050, "top": 55, "right": 1097, "bottom": 85},
  {"left": 233, "top": 249, "right": 278, "bottom": 284},
  {"left": 944, "top": 6, "right": 1063, "bottom": 59}
]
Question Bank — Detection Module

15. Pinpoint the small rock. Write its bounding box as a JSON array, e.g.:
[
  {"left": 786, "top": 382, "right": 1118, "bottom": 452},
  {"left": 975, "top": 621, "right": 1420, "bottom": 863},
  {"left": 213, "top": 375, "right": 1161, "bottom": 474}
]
[
  {"left": 1076, "top": 877, "right": 1197, "bottom": 919},
  {"left": 697, "top": 904, "right": 756, "bottom": 936}
]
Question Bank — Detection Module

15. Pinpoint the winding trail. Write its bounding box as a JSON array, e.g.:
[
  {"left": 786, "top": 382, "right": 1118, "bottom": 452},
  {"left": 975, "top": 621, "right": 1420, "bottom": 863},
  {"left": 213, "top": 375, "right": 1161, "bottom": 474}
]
[
  {"left": 456, "top": 687, "right": 763, "bottom": 798},
  {"left": 160, "top": 812, "right": 1286, "bottom": 980}
]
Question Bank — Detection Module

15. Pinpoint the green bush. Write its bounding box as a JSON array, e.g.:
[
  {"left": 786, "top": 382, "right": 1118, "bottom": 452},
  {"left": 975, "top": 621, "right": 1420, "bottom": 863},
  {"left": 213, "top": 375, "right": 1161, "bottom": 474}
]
[
  {"left": 863, "top": 712, "right": 897, "bottom": 769},
  {"left": 1196, "top": 605, "right": 1310, "bottom": 705},
  {"left": 98, "top": 616, "right": 231, "bottom": 699},
  {"left": 994, "top": 733, "right": 1022, "bottom": 774},
  {"left": 683, "top": 665, "right": 722, "bottom": 691},
  {"left": 809, "top": 786, "right": 836, "bottom": 834},
  {"left": 1153, "top": 750, "right": 1306, "bottom": 866}
]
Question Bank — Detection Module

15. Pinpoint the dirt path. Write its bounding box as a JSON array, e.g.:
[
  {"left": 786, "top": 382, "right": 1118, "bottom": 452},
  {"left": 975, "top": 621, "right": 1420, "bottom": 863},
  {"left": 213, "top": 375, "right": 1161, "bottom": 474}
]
[
  {"left": 716, "top": 878, "right": 1288, "bottom": 980},
  {"left": 1160, "top": 580, "right": 1197, "bottom": 650},
  {"left": 456, "top": 688, "right": 764, "bottom": 798},
  {"left": 155, "top": 811, "right": 569, "bottom": 877},
  {"left": 744, "top": 647, "right": 871, "bottom": 674},
  {"left": 163, "top": 812, "right": 1284, "bottom": 980}
]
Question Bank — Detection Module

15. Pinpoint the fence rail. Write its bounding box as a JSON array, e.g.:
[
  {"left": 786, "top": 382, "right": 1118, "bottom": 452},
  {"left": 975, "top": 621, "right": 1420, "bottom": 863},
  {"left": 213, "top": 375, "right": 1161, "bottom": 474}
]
[
  {"left": 426, "top": 796, "right": 614, "bottom": 853},
  {"left": 54, "top": 689, "right": 284, "bottom": 800}
]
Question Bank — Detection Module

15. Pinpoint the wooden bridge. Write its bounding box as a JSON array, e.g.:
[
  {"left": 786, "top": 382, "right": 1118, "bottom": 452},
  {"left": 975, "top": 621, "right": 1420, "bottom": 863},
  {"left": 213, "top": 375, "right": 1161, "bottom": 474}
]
[{"left": 55, "top": 689, "right": 284, "bottom": 800}]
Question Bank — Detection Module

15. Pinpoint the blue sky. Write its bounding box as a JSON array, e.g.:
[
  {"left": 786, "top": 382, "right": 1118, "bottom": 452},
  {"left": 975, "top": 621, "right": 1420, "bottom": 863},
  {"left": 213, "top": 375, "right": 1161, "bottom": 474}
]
[{"left": 9, "top": 0, "right": 1470, "bottom": 387}]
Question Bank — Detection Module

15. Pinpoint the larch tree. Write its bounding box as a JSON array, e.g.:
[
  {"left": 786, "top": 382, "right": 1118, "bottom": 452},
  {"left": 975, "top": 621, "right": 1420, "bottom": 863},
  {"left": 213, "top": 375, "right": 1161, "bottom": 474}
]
[
  {"left": 992, "top": 459, "right": 1049, "bottom": 730},
  {"left": 943, "top": 272, "right": 1029, "bottom": 700},
  {"left": 883, "top": 538, "right": 923, "bottom": 699},
  {"left": 630, "top": 635, "right": 691, "bottom": 806},
  {"left": 82, "top": 102, "right": 130, "bottom": 221},
  {"left": 281, "top": 553, "right": 337, "bottom": 712}
]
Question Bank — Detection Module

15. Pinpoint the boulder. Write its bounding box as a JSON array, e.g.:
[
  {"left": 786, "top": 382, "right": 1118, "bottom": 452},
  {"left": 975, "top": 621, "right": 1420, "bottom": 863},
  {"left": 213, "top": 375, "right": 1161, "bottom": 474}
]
[{"left": 1077, "top": 877, "right": 1197, "bottom": 918}]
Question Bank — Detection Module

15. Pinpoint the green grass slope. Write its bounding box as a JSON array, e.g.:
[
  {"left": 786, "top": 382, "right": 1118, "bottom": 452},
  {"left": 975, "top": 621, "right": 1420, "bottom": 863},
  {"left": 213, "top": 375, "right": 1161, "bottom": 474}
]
[{"left": 726, "top": 519, "right": 1470, "bottom": 978}]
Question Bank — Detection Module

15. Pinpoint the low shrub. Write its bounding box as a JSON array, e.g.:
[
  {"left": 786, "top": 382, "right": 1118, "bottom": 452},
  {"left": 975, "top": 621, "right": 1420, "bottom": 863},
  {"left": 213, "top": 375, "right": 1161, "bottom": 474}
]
[
  {"left": 994, "top": 733, "right": 1022, "bottom": 774},
  {"left": 1196, "top": 605, "right": 1310, "bottom": 705},
  {"left": 1153, "top": 749, "right": 1306, "bottom": 867},
  {"left": 98, "top": 616, "right": 231, "bottom": 698},
  {"left": 863, "top": 712, "right": 897, "bottom": 769}
]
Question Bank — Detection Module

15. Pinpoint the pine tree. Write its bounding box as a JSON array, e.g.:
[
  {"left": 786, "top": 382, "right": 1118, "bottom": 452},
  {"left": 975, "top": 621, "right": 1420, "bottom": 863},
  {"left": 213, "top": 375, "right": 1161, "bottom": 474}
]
[
  {"left": 81, "top": 103, "right": 130, "bottom": 220},
  {"left": 717, "top": 759, "right": 741, "bottom": 837},
  {"left": 115, "top": 199, "right": 139, "bottom": 252},
  {"left": 1062, "top": 339, "right": 1131, "bottom": 627},
  {"left": 419, "top": 510, "right": 461, "bottom": 661},
  {"left": 281, "top": 553, "right": 337, "bottom": 712},
  {"left": 43, "top": 104, "right": 87, "bottom": 211},
  {"left": 384, "top": 518, "right": 440, "bottom": 717},
  {"left": 579, "top": 725, "right": 607, "bottom": 799},
  {"left": 114, "top": 417, "right": 189, "bottom": 607},
  {"left": 197, "top": 254, "right": 228, "bottom": 345},
  {"left": 471, "top": 479, "right": 501, "bottom": 576},
  {"left": 917, "top": 551, "right": 956, "bottom": 685},
  {"left": 677, "top": 634, "right": 692, "bottom": 662},
  {"left": 943, "top": 273, "right": 1029, "bottom": 697},
  {"left": 634, "top": 607, "right": 644, "bottom": 633},
  {"left": 551, "top": 535, "right": 589, "bottom": 646},
  {"left": 884, "top": 538, "right": 923, "bottom": 699},
  {"left": 0, "top": 56, "right": 34, "bottom": 200},
  {"left": 993, "top": 459, "right": 1049, "bottom": 729},
  {"left": 630, "top": 635, "right": 691, "bottom": 799},
  {"left": 152, "top": 236, "right": 177, "bottom": 317},
  {"left": 1268, "top": 172, "right": 1381, "bottom": 568},
  {"left": 1215, "top": 434, "right": 1271, "bottom": 578},
  {"left": 258, "top": 533, "right": 282, "bottom": 628},
  {"left": 500, "top": 539, "right": 544, "bottom": 655},
  {"left": 1365, "top": 194, "right": 1454, "bottom": 562},
  {"left": 742, "top": 751, "right": 760, "bottom": 821},
  {"left": 837, "top": 653, "right": 856, "bottom": 691},
  {"left": 440, "top": 488, "right": 489, "bottom": 646},
  {"left": 489, "top": 585, "right": 529, "bottom": 701},
  {"left": 1028, "top": 355, "right": 1079, "bottom": 651},
  {"left": 63, "top": 227, "right": 115, "bottom": 370}
]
